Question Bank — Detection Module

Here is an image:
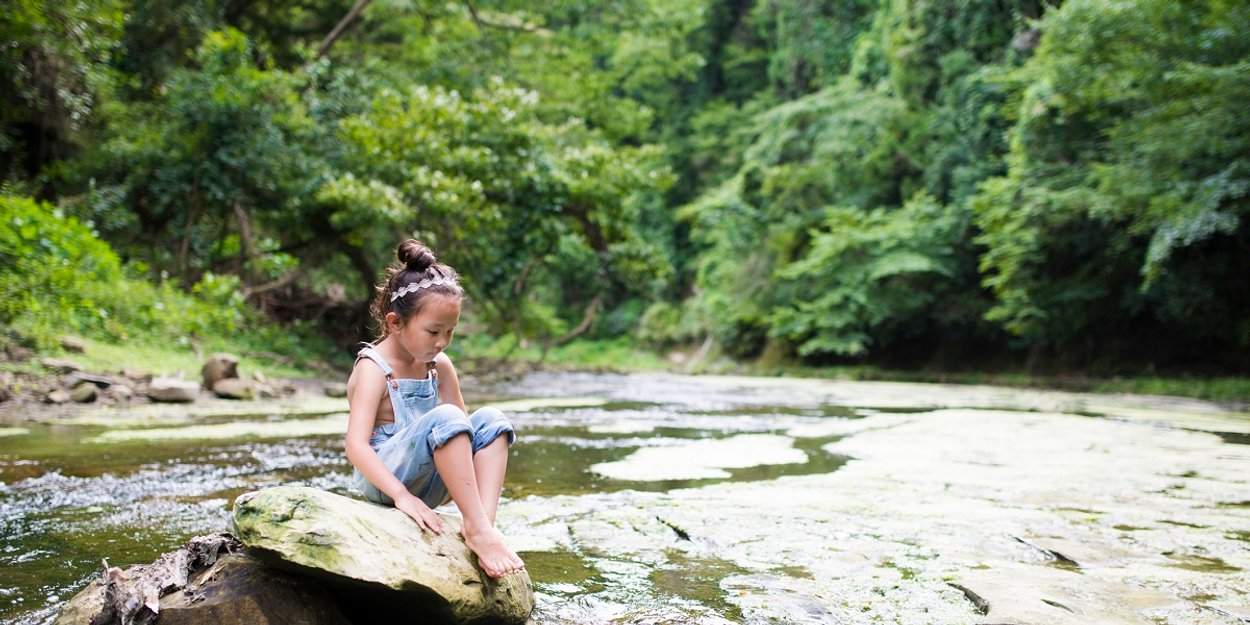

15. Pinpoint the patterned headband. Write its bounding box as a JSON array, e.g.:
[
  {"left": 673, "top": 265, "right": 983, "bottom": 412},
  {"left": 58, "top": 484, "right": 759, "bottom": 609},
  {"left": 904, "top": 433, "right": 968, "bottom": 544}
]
[{"left": 390, "top": 277, "right": 458, "bottom": 302}]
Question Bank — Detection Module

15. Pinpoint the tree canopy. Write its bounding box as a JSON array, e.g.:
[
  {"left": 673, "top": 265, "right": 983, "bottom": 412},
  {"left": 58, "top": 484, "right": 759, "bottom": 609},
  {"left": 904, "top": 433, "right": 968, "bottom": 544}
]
[{"left": 3, "top": 0, "right": 1247, "bottom": 374}]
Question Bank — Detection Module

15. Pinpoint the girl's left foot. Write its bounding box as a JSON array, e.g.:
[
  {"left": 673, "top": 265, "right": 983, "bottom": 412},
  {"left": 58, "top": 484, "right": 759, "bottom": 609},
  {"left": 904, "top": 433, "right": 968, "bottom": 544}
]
[{"left": 461, "top": 523, "right": 525, "bottom": 578}]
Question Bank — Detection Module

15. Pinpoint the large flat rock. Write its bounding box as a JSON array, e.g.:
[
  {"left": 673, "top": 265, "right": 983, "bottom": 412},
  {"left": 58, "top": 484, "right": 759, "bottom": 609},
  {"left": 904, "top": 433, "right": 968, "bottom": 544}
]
[{"left": 230, "top": 486, "right": 533, "bottom": 625}]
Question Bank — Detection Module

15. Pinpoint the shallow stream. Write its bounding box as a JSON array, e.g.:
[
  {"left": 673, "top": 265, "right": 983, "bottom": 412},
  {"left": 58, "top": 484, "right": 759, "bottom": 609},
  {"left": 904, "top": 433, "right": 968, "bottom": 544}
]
[{"left": 2, "top": 372, "right": 1248, "bottom": 624}]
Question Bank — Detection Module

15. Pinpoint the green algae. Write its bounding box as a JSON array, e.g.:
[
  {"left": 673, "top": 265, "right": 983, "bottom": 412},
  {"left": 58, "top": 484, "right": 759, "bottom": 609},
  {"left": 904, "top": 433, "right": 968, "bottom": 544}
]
[
  {"left": 1164, "top": 553, "right": 1242, "bottom": 574},
  {"left": 0, "top": 427, "right": 29, "bottom": 437},
  {"left": 82, "top": 413, "right": 348, "bottom": 443},
  {"left": 649, "top": 548, "right": 746, "bottom": 621},
  {"left": 518, "top": 550, "right": 605, "bottom": 593}
]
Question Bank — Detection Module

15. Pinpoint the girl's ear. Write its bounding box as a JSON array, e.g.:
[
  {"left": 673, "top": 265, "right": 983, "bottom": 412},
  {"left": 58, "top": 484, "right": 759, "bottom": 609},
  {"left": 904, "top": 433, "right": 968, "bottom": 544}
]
[{"left": 385, "top": 311, "right": 402, "bottom": 331}]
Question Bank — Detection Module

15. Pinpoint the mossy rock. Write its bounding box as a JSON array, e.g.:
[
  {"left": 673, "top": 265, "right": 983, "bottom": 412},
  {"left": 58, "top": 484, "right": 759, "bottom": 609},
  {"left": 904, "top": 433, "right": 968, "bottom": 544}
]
[{"left": 230, "top": 486, "right": 533, "bottom": 625}]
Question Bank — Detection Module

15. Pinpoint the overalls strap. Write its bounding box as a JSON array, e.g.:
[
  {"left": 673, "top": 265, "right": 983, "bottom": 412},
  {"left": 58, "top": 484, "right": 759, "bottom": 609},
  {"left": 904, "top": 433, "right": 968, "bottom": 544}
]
[{"left": 355, "top": 345, "right": 408, "bottom": 425}]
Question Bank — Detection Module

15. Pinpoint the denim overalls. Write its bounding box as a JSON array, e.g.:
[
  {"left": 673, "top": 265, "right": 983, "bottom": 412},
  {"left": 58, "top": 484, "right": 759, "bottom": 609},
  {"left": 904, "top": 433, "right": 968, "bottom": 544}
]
[{"left": 352, "top": 345, "right": 516, "bottom": 508}]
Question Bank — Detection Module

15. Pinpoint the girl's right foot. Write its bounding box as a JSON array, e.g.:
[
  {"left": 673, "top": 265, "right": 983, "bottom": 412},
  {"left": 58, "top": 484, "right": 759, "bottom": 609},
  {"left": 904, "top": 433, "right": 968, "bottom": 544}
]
[{"left": 461, "top": 523, "right": 525, "bottom": 579}]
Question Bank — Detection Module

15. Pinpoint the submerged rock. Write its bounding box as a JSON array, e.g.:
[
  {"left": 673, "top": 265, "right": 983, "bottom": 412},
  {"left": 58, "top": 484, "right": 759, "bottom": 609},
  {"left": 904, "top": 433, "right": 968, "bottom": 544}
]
[{"left": 230, "top": 486, "right": 534, "bottom": 625}]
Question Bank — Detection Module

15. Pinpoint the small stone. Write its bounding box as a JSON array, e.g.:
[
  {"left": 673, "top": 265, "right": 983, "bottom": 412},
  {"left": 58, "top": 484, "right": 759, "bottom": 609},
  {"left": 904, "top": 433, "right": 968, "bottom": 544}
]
[
  {"left": 252, "top": 370, "right": 268, "bottom": 384},
  {"left": 322, "top": 381, "right": 348, "bottom": 398},
  {"left": 212, "top": 378, "right": 254, "bottom": 400},
  {"left": 70, "top": 383, "right": 98, "bottom": 403},
  {"left": 59, "top": 336, "right": 86, "bottom": 353},
  {"left": 147, "top": 377, "right": 199, "bottom": 403},
  {"left": 255, "top": 384, "right": 280, "bottom": 399},
  {"left": 41, "top": 358, "right": 83, "bottom": 375},
  {"left": 45, "top": 389, "right": 71, "bottom": 404},
  {"left": 110, "top": 384, "right": 134, "bottom": 401}
]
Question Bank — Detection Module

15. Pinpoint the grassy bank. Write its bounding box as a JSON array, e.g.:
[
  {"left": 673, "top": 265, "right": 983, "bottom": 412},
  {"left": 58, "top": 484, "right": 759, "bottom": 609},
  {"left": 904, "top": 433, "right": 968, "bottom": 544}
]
[{"left": 1, "top": 335, "right": 336, "bottom": 382}]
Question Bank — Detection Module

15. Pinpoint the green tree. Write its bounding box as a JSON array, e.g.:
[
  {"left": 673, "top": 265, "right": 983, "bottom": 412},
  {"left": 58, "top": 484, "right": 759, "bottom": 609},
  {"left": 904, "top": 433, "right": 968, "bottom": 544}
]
[
  {"left": 0, "top": 0, "right": 123, "bottom": 183},
  {"left": 324, "top": 79, "right": 671, "bottom": 342},
  {"left": 973, "top": 0, "right": 1250, "bottom": 362}
]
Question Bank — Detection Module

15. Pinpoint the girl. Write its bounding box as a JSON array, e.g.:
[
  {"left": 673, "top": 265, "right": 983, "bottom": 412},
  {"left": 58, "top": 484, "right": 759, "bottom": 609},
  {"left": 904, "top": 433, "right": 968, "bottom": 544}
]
[{"left": 345, "top": 239, "right": 525, "bottom": 579}]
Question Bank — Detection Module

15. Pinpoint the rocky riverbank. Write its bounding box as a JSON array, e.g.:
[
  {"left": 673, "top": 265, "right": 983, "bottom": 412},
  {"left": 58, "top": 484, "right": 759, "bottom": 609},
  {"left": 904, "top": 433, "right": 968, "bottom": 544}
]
[{"left": 0, "top": 348, "right": 346, "bottom": 426}]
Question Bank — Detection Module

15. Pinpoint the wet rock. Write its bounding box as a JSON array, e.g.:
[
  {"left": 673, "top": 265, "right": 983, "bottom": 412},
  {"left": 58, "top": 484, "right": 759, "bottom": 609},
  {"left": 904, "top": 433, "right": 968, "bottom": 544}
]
[
  {"left": 155, "top": 553, "right": 350, "bottom": 625},
  {"left": 212, "top": 378, "right": 254, "bottom": 400},
  {"left": 322, "top": 381, "right": 347, "bottom": 398},
  {"left": 202, "top": 353, "right": 239, "bottom": 389},
  {"left": 69, "top": 383, "right": 98, "bottom": 403},
  {"left": 45, "top": 389, "right": 71, "bottom": 404},
  {"left": 59, "top": 336, "right": 86, "bottom": 353},
  {"left": 147, "top": 377, "right": 199, "bottom": 403},
  {"left": 55, "top": 534, "right": 239, "bottom": 625},
  {"left": 41, "top": 358, "right": 83, "bottom": 374},
  {"left": 231, "top": 486, "right": 534, "bottom": 625},
  {"left": 55, "top": 534, "right": 348, "bottom": 625}
]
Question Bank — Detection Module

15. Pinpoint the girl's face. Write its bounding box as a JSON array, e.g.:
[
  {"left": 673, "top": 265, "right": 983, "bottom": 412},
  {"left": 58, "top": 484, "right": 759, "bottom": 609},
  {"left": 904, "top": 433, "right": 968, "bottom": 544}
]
[{"left": 389, "top": 294, "right": 461, "bottom": 363}]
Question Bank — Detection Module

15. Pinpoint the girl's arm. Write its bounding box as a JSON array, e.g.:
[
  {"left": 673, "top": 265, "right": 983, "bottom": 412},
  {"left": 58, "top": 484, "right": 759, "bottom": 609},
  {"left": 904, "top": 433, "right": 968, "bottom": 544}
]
[
  {"left": 345, "top": 362, "right": 445, "bottom": 533},
  {"left": 434, "top": 352, "right": 468, "bottom": 414}
]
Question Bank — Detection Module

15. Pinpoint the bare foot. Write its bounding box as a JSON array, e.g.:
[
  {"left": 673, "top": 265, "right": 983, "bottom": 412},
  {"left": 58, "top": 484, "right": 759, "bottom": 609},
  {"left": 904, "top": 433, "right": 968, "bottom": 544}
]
[{"left": 461, "top": 523, "right": 525, "bottom": 579}]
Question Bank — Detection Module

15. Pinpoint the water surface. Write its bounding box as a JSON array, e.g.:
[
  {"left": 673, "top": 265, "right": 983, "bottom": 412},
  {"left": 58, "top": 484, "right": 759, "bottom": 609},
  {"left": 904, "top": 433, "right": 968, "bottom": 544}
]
[{"left": 2, "top": 372, "right": 1248, "bottom": 624}]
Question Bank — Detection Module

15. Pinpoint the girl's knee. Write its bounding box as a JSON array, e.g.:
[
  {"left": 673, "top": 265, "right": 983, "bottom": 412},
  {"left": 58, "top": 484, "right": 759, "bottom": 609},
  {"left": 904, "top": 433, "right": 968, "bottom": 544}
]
[
  {"left": 470, "top": 406, "right": 515, "bottom": 449},
  {"left": 426, "top": 404, "right": 472, "bottom": 449}
]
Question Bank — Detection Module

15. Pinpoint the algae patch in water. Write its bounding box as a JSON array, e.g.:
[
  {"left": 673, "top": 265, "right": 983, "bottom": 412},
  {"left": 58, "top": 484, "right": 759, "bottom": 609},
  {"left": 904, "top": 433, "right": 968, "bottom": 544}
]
[
  {"left": 589, "top": 434, "right": 807, "bottom": 481},
  {"left": 648, "top": 548, "right": 746, "bottom": 621},
  {"left": 519, "top": 549, "right": 606, "bottom": 594},
  {"left": 1164, "top": 552, "right": 1242, "bottom": 574},
  {"left": 82, "top": 413, "right": 348, "bottom": 443}
]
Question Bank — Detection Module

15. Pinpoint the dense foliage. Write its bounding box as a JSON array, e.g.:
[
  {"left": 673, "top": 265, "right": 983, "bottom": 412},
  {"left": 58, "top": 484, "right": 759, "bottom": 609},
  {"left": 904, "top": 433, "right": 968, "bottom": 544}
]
[
  {"left": 1, "top": 194, "right": 246, "bottom": 347},
  {"left": 2, "top": 0, "right": 1246, "bottom": 374}
]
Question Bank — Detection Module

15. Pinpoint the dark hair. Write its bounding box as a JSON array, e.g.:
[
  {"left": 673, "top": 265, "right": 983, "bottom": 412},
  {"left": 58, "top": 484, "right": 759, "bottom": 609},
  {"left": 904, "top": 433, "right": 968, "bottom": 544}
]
[{"left": 370, "top": 240, "right": 464, "bottom": 340}]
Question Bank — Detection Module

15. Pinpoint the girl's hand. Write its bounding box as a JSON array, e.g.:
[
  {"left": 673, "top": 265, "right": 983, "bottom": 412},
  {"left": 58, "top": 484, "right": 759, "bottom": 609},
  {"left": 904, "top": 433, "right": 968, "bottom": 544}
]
[{"left": 395, "top": 494, "right": 445, "bottom": 534}]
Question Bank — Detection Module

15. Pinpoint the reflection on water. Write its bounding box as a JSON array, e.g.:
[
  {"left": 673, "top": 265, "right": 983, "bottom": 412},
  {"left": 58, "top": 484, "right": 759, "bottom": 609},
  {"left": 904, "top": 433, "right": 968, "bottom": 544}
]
[{"left": 2, "top": 371, "right": 1249, "bottom": 625}]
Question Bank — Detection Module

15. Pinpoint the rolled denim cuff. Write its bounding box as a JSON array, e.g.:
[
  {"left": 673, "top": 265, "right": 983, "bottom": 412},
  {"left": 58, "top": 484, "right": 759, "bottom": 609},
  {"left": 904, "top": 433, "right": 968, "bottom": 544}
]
[
  {"left": 470, "top": 406, "right": 516, "bottom": 450},
  {"left": 425, "top": 403, "right": 473, "bottom": 450}
]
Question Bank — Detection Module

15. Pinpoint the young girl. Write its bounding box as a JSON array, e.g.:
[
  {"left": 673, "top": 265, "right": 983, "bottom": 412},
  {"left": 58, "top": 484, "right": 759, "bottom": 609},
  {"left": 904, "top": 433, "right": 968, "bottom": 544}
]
[{"left": 345, "top": 239, "right": 525, "bottom": 579}]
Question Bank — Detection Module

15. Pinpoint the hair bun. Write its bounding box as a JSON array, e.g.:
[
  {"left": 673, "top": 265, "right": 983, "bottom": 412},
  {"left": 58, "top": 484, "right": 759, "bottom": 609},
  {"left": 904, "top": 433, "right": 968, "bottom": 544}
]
[{"left": 396, "top": 239, "right": 436, "bottom": 272}]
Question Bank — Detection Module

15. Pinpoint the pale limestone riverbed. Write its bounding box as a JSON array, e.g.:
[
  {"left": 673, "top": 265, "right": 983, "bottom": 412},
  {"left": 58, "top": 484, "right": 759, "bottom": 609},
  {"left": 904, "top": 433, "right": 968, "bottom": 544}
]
[{"left": 1, "top": 372, "right": 1247, "bottom": 624}]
